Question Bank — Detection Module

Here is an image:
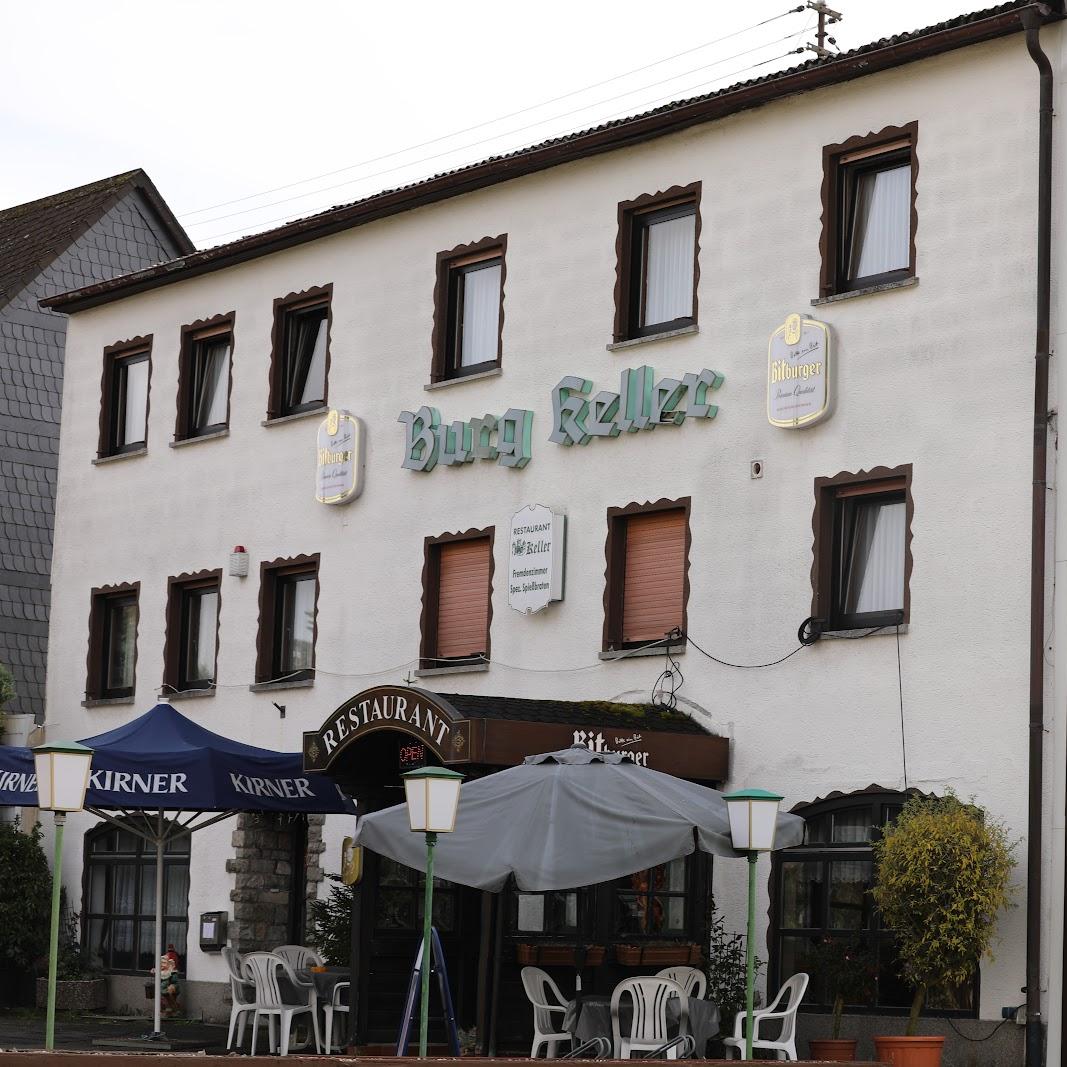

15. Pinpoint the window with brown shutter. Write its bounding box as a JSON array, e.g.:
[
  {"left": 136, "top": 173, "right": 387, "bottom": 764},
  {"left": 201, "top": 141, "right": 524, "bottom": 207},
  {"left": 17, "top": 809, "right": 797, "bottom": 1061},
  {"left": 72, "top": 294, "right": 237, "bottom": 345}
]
[
  {"left": 603, "top": 499, "right": 690, "bottom": 651},
  {"left": 421, "top": 529, "right": 494, "bottom": 669}
]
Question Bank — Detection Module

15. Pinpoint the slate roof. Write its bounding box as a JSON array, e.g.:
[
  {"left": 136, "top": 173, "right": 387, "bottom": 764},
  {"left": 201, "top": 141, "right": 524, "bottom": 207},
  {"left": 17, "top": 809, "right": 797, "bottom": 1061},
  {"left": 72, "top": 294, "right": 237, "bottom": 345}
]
[
  {"left": 43, "top": 0, "right": 1062, "bottom": 314},
  {"left": 441, "top": 692, "right": 709, "bottom": 734},
  {"left": 0, "top": 169, "right": 193, "bottom": 307}
]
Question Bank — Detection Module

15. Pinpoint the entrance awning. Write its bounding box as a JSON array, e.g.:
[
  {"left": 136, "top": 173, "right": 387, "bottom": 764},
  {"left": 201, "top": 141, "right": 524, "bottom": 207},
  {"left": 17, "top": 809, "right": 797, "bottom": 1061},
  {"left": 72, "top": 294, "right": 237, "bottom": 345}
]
[{"left": 303, "top": 686, "right": 728, "bottom": 781}]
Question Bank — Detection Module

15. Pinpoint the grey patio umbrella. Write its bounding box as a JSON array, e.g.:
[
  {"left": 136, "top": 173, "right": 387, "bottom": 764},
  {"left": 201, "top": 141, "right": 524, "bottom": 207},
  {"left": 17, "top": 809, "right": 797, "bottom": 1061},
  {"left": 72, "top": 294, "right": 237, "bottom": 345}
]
[
  {"left": 353, "top": 745, "right": 805, "bottom": 1054},
  {"left": 353, "top": 745, "right": 805, "bottom": 890}
]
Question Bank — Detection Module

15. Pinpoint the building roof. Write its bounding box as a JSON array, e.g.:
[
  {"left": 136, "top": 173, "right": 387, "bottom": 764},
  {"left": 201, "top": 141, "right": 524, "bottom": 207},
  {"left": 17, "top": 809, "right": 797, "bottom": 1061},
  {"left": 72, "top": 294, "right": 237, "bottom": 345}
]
[
  {"left": 0, "top": 169, "right": 194, "bottom": 308},
  {"left": 42, "top": 0, "right": 1061, "bottom": 314},
  {"left": 443, "top": 692, "right": 709, "bottom": 734}
]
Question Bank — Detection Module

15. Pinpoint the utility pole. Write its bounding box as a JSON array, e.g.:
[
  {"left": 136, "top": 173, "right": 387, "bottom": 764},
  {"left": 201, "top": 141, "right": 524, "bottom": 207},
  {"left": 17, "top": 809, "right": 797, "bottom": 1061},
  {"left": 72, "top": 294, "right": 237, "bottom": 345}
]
[{"left": 806, "top": 0, "right": 842, "bottom": 59}]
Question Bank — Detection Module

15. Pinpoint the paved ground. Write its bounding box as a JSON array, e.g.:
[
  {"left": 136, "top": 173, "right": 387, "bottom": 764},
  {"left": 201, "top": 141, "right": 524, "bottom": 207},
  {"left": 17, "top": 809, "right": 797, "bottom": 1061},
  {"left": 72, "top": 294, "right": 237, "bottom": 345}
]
[{"left": 0, "top": 1010, "right": 230, "bottom": 1052}]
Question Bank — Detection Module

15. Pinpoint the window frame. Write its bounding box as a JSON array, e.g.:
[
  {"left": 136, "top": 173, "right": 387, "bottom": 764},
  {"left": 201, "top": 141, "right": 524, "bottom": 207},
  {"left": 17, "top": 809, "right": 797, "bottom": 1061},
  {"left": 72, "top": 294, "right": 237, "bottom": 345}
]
[
  {"left": 613, "top": 183, "right": 701, "bottom": 343},
  {"left": 98, "top": 336, "right": 153, "bottom": 458},
  {"left": 769, "top": 789, "right": 978, "bottom": 1017},
  {"left": 174, "top": 312, "right": 236, "bottom": 441},
  {"left": 430, "top": 236, "right": 507, "bottom": 384},
  {"left": 85, "top": 582, "right": 140, "bottom": 701},
  {"left": 81, "top": 822, "right": 190, "bottom": 976},
  {"left": 162, "top": 570, "right": 222, "bottom": 695},
  {"left": 419, "top": 527, "right": 495, "bottom": 670},
  {"left": 254, "top": 554, "right": 320, "bottom": 684},
  {"left": 602, "top": 498, "right": 691, "bottom": 652},
  {"left": 819, "top": 124, "right": 918, "bottom": 298},
  {"left": 613, "top": 856, "right": 694, "bottom": 940},
  {"left": 811, "top": 465, "right": 913, "bottom": 631},
  {"left": 266, "top": 284, "right": 333, "bottom": 420}
]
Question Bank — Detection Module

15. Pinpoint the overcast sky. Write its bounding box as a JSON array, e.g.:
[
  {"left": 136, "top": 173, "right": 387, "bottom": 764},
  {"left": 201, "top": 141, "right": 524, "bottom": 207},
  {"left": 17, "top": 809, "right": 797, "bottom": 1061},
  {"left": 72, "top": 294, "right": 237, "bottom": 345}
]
[{"left": 2, "top": 0, "right": 984, "bottom": 250}]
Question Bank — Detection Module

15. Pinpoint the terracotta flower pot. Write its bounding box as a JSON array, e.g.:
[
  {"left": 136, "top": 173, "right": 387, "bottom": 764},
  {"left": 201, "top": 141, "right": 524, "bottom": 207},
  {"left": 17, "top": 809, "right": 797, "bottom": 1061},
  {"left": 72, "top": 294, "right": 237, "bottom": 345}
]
[
  {"left": 873, "top": 1035, "right": 945, "bottom": 1067},
  {"left": 808, "top": 1037, "right": 859, "bottom": 1061}
]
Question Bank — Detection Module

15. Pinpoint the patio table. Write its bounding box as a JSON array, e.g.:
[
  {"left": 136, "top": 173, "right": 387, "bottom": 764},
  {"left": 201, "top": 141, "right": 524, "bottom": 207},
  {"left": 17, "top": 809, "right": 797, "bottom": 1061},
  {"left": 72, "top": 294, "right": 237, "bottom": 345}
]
[
  {"left": 296, "top": 964, "right": 352, "bottom": 1003},
  {"left": 563, "top": 991, "right": 720, "bottom": 1058}
]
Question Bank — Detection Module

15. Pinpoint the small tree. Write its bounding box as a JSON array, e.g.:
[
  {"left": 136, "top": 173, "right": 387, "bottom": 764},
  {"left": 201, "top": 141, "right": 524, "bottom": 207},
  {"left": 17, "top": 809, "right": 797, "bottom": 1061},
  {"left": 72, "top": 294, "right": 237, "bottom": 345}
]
[
  {"left": 872, "top": 793, "right": 1015, "bottom": 1035},
  {"left": 308, "top": 875, "right": 353, "bottom": 965},
  {"left": 704, "top": 902, "right": 762, "bottom": 1035},
  {"left": 809, "top": 936, "right": 875, "bottom": 1039},
  {"left": 0, "top": 821, "right": 52, "bottom": 975}
]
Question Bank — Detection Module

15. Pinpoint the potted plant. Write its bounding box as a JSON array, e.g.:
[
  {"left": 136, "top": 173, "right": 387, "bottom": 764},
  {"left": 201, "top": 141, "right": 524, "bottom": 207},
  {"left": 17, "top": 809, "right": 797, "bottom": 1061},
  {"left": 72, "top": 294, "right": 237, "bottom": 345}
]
[
  {"left": 457, "top": 1026, "right": 478, "bottom": 1056},
  {"left": 871, "top": 793, "right": 1015, "bottom": 1067},
  {"left": 702, "top": 905, "right": 762, "bottom": 1057},
  {"left": 34, "top": 906, "right": 106, "bottom": 1011},
  {"left": 807, "top": 936, "right": 874, "bottom": 1061}
]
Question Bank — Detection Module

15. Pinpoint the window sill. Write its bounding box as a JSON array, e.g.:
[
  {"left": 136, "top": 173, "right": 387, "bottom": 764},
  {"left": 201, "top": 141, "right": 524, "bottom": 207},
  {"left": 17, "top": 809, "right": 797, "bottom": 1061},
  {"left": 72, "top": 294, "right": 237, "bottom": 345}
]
[
  {"left": 599, "top": 642, "right": 686, "bottom": 661},
  {"left": 414, "top": 661, "right": 490, "bottom": 678},
  {"left": 822, "top": 624, "right": 909, "bottom": 640},
  {"left": 606, "top": 325, "right": 699, "bottom": 352},
  {"left": 81, "top": 695, "right": 136, "bottom": 708},
  {"left": 170, "top": 429, "right": 230, "bottom": 448},
  {"left": 162, "top": 687, "right": 216, "bottom": 701},
  {"left": 424, "top": 367, "right": 503, "bottom": 391},
  {"left": 261, "top": 406, "right": 329, "bottom": 427},
  {"left": 811, "top": 276, "right": 918, "bottom": 306},
  {"left": 249, "top": 677, "right": 315, "bottom": 693},
  {"left": 92, "top": 448, "right": 147, "bottom": 466}
]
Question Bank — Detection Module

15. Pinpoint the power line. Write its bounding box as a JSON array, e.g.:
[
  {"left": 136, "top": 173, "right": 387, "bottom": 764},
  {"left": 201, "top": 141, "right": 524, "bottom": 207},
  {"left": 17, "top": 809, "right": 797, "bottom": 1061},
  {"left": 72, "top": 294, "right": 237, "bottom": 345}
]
[
  {"left": 188, "top": 28, "right": 808, "bottom": 234},
  {"left": 179, "top": 5, "right": 805, "bottom": 219},
  {"left": 198, "top": 44, "right": 807, "bottom": 245}
]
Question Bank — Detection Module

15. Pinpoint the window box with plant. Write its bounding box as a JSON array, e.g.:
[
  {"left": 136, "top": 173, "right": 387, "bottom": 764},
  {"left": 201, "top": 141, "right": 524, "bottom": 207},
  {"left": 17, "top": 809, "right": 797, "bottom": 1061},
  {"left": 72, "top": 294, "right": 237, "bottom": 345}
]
[
  {"left": 513, "top": 943, "right": 606, "bottom": 967},
  {"left": 615, "top": 942, "right": 701, "bottom": 966}
]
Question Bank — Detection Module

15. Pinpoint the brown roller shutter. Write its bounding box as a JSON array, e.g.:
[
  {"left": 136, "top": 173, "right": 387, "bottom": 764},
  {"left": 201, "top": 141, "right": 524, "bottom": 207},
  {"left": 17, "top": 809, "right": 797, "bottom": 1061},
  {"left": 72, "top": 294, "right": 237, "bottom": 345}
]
[
  {"left": 621, "top": 509, "right": 686, "bottom": 644},
  {"left": 436, "top": 537, "right": 491, "bottom": 659}
]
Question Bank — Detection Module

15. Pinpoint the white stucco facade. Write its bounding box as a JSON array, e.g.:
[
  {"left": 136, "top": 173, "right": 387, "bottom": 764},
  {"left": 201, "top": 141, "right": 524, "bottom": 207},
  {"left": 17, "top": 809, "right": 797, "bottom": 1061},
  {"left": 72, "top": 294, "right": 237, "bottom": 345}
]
[{"left": 38, "top": 22, "right": 1065, "bottom": 1060}]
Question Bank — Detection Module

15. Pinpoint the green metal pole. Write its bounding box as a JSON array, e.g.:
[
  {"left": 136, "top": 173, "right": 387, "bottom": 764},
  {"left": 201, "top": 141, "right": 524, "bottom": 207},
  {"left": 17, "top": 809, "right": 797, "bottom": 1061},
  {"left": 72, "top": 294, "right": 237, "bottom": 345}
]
[
  {"left": 744, "top": 852, "right": 757, "bottom": 1061},
  {"left": 419, "top": 831, "right": 437, "bottom": 1058},
  {"left": 45, "top": 813, "right": 66, "bottom": 1052}
]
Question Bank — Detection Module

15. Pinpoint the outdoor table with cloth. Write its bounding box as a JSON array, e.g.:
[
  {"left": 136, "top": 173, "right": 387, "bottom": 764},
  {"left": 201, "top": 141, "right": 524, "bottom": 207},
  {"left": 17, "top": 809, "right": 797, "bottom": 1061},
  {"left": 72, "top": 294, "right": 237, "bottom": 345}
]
[
  {"left": 297, "top": 965, "right": 352, "bottom": 1003},
  {"left": 563, "top": 992, "right": 720, "bottom": 1058}
]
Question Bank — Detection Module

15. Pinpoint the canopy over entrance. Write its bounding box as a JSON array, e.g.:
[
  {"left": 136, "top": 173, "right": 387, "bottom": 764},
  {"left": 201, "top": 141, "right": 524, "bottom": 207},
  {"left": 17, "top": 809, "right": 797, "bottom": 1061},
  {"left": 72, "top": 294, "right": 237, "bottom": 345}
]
[{"left": 303, "top": 685, "right": 729, "bottom": 782}]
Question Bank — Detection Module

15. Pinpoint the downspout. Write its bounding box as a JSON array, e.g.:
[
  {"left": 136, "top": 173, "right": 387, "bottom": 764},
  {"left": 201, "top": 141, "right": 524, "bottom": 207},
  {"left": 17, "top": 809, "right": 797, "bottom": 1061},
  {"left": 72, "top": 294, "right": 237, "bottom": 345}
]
[{"left": 1022, "top": 8, "right": 1053, "bottom": 1066}]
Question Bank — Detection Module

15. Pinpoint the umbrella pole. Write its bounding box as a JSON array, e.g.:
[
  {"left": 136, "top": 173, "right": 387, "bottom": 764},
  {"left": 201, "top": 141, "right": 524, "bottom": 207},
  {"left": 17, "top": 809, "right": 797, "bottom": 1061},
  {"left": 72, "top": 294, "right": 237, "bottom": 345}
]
[{"left": 153, "top": 810, "right": 164, "bottom": 1038}]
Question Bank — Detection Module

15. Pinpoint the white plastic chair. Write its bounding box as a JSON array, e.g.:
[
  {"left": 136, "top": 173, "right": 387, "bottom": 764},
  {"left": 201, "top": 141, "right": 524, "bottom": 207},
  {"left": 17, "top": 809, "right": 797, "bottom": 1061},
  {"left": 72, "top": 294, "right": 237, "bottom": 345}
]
[
  {"left": 322, "top": 980, "right": 351, "bottom": 1054},
  {"left": 655, "top": 966, "right": 706, "bottom": 999},
  {"left": 723, "top": 972, "right": 809, "bottom": 1061},
  {"left": 273, "top": 944, "right": 324, "bottom": 970},
  {"left": 521, "top": 965, "right": 572, "bottom": 1058},
  {"left": 610, "top": 976, "right": 688, "bottom": 1059},
  {"left": 244, "top": 951, "right": 322, "bottom": 1056},
  {"left": 222, "top": 946, "right": 255, "bottom": 1051}
]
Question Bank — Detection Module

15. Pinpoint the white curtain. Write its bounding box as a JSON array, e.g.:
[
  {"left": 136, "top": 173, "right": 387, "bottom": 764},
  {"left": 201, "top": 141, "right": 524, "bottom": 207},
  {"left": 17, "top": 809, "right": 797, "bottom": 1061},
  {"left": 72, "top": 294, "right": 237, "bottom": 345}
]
[
  {"left": 460, "top": 263, "right": 501, "bottom": 366},
  {"left": 849, "top": 164, "right": 910, "bottom": 279},
  {"left": 297, "top": 317, "right": 328, "bottom": 406},
  {"left": 644, "top": 214, "right": 695, "bottom": 326},
  {"left": 187, "top": 591, "right": 218, "bottom": 681},
  {"left": 122, "top": 359, "right": 149, "bottom": 446},
  {"left": 194, "top": 340, "right": 230, "bottom": 428},
  {"left": 844, "top": 499, "right": 906, "bottom": 615},
  {"left": 283, "top": 578, "right": 316, "bottom": 670},
  {"left": 107, "top": 602, "right": 136, "bottom": 689}
]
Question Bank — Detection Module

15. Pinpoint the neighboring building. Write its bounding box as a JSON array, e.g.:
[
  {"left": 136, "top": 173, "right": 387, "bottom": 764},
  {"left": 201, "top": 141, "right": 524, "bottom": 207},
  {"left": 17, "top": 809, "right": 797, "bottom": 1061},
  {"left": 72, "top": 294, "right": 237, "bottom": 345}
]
[
  {"left": 0, "top": 172, "right": 193, "bottom": 722},
  {"left": 35, "top": 4, "right": 1067, "bottom": 1064}
]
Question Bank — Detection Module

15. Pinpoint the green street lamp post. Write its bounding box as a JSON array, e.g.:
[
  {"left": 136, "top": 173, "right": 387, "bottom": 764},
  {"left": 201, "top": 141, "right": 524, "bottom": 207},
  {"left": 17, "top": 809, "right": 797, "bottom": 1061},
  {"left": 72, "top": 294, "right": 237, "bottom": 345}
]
[
  {"left": 724, "top": 787, "right": 784, "bottom": 1061},
  {"left": 32, "top": 740, "right": 94, "bottom": 1052},
  {"left": 402, "top": 765, "right": 463, "bottom": 1058}
]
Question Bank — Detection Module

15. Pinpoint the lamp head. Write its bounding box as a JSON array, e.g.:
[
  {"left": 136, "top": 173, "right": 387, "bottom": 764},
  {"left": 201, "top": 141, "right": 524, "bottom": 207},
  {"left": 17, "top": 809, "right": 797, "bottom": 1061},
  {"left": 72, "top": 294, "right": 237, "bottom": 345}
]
[
  {"left": 402, "top": 765, "right": 464, "bottom": 833},
  {"left": 723, "top": 787, "right": 784, "bottom": 852},
  {"left": 32, "top": 740, "right": 94, "bottom": 813}
]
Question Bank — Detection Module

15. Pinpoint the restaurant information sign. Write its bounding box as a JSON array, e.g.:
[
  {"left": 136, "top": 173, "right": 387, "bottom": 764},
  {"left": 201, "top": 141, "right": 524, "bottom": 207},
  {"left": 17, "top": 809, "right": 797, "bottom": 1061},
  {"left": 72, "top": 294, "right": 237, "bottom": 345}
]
[
  {"left": 316, "top": 409, "right": 365, "bottom": 504},
  {"left": 767, "top": 313, "right": 832, "bottom": 428},
  {"left": 508, "top": 504, "right": 565, "bottom": 614}
]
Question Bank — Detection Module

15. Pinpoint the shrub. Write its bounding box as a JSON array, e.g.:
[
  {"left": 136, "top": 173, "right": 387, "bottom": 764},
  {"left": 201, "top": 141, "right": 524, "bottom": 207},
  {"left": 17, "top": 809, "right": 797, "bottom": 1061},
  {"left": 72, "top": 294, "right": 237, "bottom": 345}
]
[
  {"left": 872, "top": 792, "right": 1015, "bottom": 1035},
  {"left": 0, "top": 662, "right": 15, "bottom": 733},
  {"left": 308, "top": 874, "right": 353, "bottom": 965},
  {"left": 703, "top": 902, "right": 762, "bottom": 1035},
  {"left": 0, "top": 821, "right": 52, "bottom": 974}
]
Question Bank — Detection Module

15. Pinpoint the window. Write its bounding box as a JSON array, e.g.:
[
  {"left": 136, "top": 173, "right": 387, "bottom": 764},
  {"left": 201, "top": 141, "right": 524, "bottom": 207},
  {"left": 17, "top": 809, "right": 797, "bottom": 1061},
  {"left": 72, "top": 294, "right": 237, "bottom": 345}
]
[
  {"left": 431, "top": 236, "right": 506, "bottom": 383},
  {"left": 376, "top": 856, "right": 458, "bottom": 932},
  {"left": 603, "top": 499, "right": 690, "bottom": 651},
  {"left": 615, "top": 858, "right": 689, "bottom": 937},
  {"left": 83, "top": 824, "right": 190, "bottom": 974},
  {"left": 99, "top": 337, "right": 152, "bottom": 457},
  {"left": 820, "top": 124, "right": 917, "bottom": 297},
  {"left": 770, "top": 790, "right": 976, "bottom": 1014},
  {"left": 812, "top": 466, "right": 912, "bottom": 630},
  {"left": 175, "top": 314, "right": 234, "bottom": 440},
  {"left": 613, "top": 184, "right": 700, "bottom": 342},
  {"left": 420, "top": 529, "right": 494, "bottom": 669},
  {"left": 163, "top": 571, "right": 221, "bottom": 694},
  {"left": 255, "top": 555, "right": 319, "bottom": 684},
  {"left": 267, "top": 285, "right": 332, "bottom": 420},
  {"left": 86, "top": 583, "right": 139, "bottom": 701},
  {"left": 513, "top": 891, "right": 580, "bottom": 936}
]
